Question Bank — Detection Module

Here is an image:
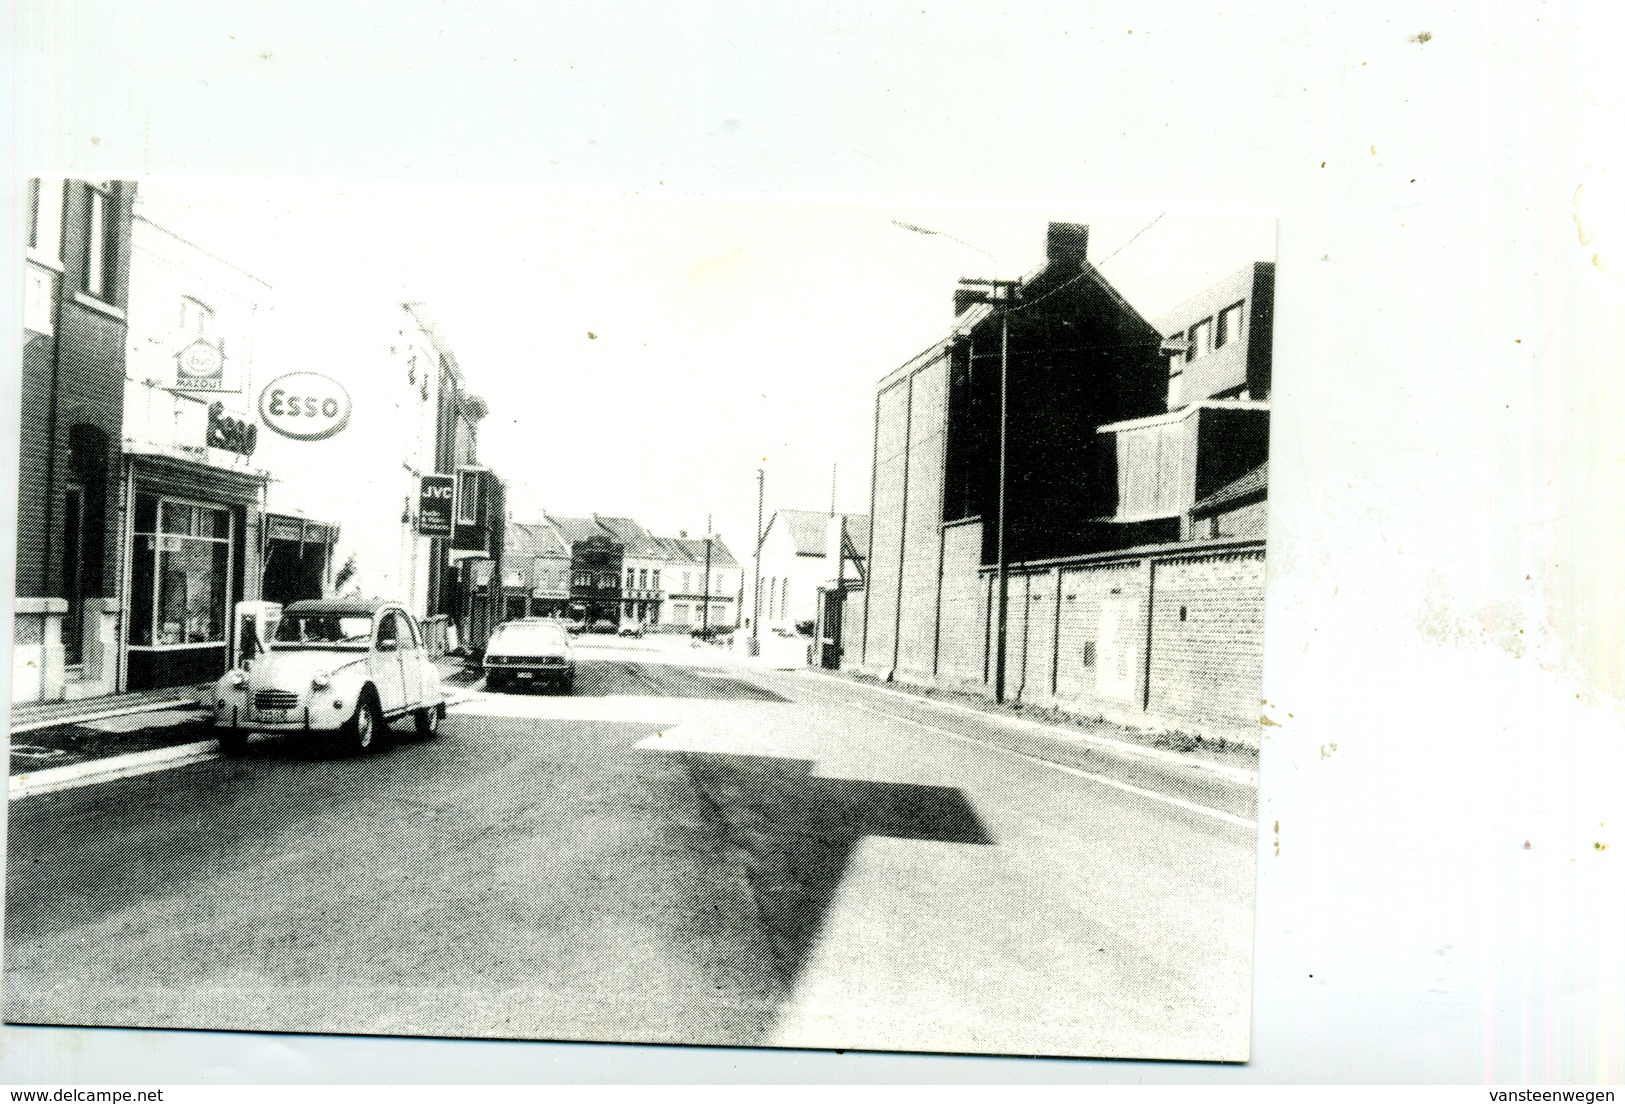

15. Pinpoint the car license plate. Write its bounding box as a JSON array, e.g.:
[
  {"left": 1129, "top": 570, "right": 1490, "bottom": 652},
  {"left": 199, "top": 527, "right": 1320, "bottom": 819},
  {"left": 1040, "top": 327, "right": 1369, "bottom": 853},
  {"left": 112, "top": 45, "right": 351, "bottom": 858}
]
[
  {"left": 258, "top": 709, "right": 289, "bottom": 723},
  {"left": 515, "top": 671, "right": 533, "bottom": 680}
]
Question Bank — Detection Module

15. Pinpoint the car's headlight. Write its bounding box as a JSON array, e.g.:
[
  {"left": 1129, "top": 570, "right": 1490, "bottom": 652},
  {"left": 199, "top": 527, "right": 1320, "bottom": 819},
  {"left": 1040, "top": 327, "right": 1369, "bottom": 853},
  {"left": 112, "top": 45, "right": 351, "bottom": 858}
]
[
  {"left": 226, "top": 670, "right": 248, "bottom": 689},
  {"left": 311, "top": 674, "right": 332, "bottom": 690}
]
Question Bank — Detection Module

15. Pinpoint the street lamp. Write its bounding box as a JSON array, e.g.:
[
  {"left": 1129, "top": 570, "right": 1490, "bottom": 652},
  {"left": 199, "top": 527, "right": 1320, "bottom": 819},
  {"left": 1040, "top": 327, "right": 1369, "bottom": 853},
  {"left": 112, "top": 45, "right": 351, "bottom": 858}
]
[{"left": 892, "top": 221, "right": 1019, "bottom": 704}]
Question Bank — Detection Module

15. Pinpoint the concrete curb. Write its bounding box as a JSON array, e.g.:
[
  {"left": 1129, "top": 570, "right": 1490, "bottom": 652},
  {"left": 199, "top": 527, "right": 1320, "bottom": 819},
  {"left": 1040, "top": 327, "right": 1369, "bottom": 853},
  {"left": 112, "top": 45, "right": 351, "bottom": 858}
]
[
  {"left": 10, "top": 740, "right": 220, "bottom": 801},
  {"left": 793, "top": 667, "right": 1259, "bottom": 786},
  {"left": 11, "top": 693, "right": 478, "bottom": 802},
  {"left": 9, "top": 696, "right": 204, "bottom": 735}
]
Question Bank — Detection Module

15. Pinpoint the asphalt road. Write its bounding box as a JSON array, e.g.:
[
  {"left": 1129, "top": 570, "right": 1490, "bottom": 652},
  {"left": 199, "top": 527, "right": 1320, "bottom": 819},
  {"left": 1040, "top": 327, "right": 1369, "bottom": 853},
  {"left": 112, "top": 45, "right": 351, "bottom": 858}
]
[{"left": 4, "top": 636, "right": 1258, "bottom": 1060}]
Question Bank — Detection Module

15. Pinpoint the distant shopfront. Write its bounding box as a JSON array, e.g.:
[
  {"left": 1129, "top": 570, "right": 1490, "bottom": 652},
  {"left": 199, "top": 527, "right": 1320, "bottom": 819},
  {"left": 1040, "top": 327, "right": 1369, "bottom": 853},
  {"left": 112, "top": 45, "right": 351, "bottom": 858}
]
[{"left": 121, "top": 452, "right": 264, "bottom": 692}]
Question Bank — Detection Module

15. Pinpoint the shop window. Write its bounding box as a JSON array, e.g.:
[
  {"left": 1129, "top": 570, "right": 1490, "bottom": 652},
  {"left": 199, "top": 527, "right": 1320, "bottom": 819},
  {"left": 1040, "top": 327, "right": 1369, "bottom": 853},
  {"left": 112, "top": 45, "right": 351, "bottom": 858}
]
[{"left": 132, "top": 497, "right": 233, "bottom": 648}]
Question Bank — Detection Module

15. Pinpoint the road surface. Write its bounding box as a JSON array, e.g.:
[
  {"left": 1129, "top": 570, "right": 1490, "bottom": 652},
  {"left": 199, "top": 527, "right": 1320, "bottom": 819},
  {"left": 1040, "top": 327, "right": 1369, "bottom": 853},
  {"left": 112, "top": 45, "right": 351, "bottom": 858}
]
[{"left": 5, "top": 634, "right": 1257, "bottom": 1060}]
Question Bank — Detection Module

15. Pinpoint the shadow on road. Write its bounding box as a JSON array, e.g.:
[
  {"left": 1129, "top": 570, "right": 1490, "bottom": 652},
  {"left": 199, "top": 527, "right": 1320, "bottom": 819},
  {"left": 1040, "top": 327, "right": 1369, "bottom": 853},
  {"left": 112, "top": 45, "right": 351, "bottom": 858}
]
[{"left": 647, "top": 747, "right": 995, "bottom": 989}]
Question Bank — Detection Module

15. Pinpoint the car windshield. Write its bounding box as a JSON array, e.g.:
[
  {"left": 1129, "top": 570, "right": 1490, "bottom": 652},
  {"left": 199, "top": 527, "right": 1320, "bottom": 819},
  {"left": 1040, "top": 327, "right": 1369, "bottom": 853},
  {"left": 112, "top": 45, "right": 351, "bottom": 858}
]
[
  {"left": 491, "top": 625, "right": 567, "bottom": 651},
  {"left": 272, "top": 613, "right": 374, "bottom": 649}
]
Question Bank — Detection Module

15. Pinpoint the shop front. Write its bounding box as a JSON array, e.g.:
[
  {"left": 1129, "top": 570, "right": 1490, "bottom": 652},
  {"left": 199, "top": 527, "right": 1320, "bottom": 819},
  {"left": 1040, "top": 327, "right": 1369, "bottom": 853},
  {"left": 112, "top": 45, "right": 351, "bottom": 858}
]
[
  {"left": 121, "top": 452, "right": 265, "bottom": 692},
  {"left": 262, "top": 512, "right": 339, "bottom": 607}
]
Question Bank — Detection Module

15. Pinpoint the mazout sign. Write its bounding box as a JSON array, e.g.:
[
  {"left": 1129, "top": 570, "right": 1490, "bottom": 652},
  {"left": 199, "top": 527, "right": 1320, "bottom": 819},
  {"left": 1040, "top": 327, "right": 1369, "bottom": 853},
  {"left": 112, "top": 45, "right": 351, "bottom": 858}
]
[{"left": 257, "top": 372, "right": 353, "bottom": 441}]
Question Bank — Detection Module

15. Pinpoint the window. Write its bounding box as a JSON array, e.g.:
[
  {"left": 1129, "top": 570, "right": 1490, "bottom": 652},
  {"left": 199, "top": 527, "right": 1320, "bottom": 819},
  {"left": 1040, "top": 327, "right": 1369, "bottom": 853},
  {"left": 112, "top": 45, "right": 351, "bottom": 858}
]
[
  {"left": 639, "top": 569, "right": 648, "bottom": 589},
  {"left": 27, "top": 179, "right": 40, "bottom": 249},
  {"left": 376, "top": 614, "right": 399, "bottom": 649},
  {"left": 456, "top": 470, "right": 480, "bottom": 525},
  {"left": 180, "top": 296, "right": 213, "bottom": 338},
  {"left": 1217, "top": 301, "right": 1245, "bottom": 349},
  {"left": 1186, "top": 318, "right": 1213, "bottom": 361},
  {"left": 129, "top": 495, "right": 233, "bottom": 648},
  {"left": 682, "top": 571, "right": 692, "bottom": 593},
  {"left": 626, "top": 568, "right": 636, "bottom": 589},
  {"left": 574, "top": 572, "right": 592, "bottom": 588},
  {"left": 82, "top": 181, "right": 120, "bottom": 300},
  {"left": 769, "top": 577, "right": 778, "bottom": 615},
  {"left": 652, "top": 569, "right": 660, "bottom": 590},
  {"left": 780, "top": 578, "right": 789, "bottom": 619},
  {"left": 600, "top": 574, "right": 617, "bottom": 590}
]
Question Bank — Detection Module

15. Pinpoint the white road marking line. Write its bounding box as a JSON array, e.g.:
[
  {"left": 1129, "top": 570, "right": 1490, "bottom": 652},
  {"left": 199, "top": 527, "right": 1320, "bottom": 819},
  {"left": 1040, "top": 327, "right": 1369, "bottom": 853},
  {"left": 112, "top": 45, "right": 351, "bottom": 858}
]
[
  {"left": 842, "top": 701, "right": 1255, "bottom": 830},
  {"left": 795, "top": 674, "right": 1258, "bottom": 785}
]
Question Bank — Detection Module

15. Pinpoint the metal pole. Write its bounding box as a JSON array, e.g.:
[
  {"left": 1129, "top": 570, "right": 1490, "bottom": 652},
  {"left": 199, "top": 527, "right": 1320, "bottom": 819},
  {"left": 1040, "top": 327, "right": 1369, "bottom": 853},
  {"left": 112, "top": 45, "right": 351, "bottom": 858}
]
[
  {"left": 752, "top": 468, "right": 764, "bottom": 640},
  {"left": 702, "top": 532, "right": 712, "bottom": 632},
  {"left": 993, "top": 295, "right": 1011, "bottom": 704}
]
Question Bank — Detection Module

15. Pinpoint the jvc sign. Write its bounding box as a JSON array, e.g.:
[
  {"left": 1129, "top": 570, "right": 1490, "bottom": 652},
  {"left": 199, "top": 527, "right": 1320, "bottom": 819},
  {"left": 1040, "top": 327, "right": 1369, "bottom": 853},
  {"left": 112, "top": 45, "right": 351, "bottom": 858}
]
[{"left": 417, "top": 474, "right": 455, "bottom": 537}]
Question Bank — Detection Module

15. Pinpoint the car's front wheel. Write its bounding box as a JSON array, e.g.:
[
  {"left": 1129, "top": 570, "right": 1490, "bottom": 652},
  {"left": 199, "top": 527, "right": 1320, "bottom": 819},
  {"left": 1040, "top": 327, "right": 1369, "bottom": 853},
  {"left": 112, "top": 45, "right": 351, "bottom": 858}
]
[{"left": 339, "top": 691, "right": 384, "bottom": 755}]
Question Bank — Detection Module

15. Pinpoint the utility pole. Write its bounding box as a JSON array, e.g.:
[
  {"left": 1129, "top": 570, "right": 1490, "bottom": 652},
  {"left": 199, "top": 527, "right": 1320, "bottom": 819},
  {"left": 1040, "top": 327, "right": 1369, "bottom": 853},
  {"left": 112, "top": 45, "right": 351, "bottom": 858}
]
[
  {"left": 752, "top": 468, "right": 764, "bottom": 641},
  {"left": 701, "top": 521, "right": 713, "bottom": 633},
  {"left": 958, "top": 276, "right": 1021, "bottom": 704}
]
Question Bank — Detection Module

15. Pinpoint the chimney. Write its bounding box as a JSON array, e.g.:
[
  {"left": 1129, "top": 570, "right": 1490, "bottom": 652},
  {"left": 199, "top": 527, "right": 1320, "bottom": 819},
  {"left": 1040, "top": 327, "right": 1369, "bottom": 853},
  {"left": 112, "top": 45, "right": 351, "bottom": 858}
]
[
  {"left": 953, "top": 288, "right": 984, "bottom": 316},
  {"left": 1046, "top": 222, "right": 1089, "bottom": 269}
]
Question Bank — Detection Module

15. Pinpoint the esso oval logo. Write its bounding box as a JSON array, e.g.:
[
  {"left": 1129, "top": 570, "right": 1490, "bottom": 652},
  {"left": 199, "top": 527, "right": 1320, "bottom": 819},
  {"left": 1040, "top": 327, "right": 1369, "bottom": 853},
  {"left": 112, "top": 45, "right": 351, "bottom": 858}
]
[{"left": 257, "top": 373, "right": 353, "bottom": 441}]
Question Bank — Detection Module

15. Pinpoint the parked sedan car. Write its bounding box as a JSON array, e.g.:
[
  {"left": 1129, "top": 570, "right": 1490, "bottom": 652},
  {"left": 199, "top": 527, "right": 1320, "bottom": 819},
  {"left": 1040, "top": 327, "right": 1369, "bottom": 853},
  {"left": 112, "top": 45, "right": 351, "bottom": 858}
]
[
  {"left": 617, "top": 621, "right": 644, "bottom": 638},
  {"left": 210, "top": 598, "right": 445, "bottom": 756},
  {"left": 484, "top": 619, "right": 575, "bottom": 692},
  {"left": 589, "top": 619, "right": 618, "bottom": 634}
]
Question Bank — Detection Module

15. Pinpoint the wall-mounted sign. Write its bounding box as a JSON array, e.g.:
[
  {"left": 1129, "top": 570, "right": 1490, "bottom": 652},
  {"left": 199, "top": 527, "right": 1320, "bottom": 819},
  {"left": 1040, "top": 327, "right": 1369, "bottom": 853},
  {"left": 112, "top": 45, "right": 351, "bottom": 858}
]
[
  {"left": 417, "top": 474, "right": 455, "bottom": 537},
  {"left": 207, "top": 401, "right": 258, "bottom": 456},
  {"left": 174, "top": 339, "right": 230, "bottom": 391},
  {"left": 257, "top": 372, "right": 353, "bottom": 441}
]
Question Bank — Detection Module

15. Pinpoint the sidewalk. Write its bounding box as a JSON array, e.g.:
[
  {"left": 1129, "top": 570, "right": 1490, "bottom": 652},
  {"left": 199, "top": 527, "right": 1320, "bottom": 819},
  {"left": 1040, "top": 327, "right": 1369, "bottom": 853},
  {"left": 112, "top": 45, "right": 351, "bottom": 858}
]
[{"left": 10, "top": 655, "right": 481, "bottom": 785}]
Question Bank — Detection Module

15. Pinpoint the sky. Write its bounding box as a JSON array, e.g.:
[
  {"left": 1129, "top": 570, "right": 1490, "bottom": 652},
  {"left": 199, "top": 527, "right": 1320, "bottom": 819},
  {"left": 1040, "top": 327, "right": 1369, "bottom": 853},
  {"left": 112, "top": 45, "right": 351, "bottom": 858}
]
[{"left": 132, "top": 180, "right": 1274, "bottom": 560}]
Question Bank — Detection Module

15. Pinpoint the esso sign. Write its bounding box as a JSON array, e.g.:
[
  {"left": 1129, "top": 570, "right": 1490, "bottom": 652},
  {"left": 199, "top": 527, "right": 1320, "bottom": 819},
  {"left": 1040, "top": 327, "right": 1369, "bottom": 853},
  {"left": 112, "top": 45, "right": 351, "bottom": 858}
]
[{"left": 258, "top": 373, "right": 353, "bottom": 441}]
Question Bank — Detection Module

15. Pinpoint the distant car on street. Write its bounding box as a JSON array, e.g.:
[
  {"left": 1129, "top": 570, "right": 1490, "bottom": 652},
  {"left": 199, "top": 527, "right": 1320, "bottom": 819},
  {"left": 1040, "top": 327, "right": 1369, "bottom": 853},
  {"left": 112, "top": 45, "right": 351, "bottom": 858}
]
[
  {"left": 565, "top": 620, "right": 587, "bottom": 635},
  {"left": 209, "top": 598, "right": 445, "bottom": 757},
  {"left": 484, "top": 619, "right": 575, "bottom": 693},
  {"left": 617, "top": 621, "right": 644, "bottom": 638},
  {"left": 589, "top": 619, "right": 617, "bottom": 634}
]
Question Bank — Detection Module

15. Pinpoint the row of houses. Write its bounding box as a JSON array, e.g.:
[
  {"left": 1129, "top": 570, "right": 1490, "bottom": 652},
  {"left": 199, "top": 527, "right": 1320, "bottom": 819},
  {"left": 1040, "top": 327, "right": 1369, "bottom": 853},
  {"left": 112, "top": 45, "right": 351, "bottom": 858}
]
[
  {"left": 15, "top": 179, "right": 509, "bottom": 703},
  {"left": 837, "top": 222, "right": 1274, "bottom": 735},
  {"left": 500, "top": 516, "right": 742, "bottom": 631}
]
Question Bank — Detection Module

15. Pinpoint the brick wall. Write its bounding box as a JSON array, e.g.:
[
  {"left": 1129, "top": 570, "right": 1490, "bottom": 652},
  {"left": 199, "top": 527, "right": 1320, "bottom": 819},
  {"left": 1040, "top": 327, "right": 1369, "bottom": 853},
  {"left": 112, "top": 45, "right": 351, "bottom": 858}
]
[
  {"left": 1054, "top": 560, "right": 1149, "bottom": 707},
  {"left": 1147, "top": 549, "right": 1266, "bottom": 726},
  {"left": 926, "top": 539, "right": 1266, "bottom": 734}
]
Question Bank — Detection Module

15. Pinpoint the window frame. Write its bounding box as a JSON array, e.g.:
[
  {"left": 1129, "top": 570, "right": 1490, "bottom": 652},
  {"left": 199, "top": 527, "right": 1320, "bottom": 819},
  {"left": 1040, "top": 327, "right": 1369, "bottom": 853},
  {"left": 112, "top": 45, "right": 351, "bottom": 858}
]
[{"left": 129, "top": 492, "right": 235, "bottom": 651}]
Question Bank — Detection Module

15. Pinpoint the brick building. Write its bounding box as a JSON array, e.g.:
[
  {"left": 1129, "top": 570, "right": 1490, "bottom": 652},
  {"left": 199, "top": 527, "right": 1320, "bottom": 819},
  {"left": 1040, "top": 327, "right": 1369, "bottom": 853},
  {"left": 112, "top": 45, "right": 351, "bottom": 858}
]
[
  {"left": 15, "top": 179, "right": 138, "bottom": 703},
  {"left": 857, "top": 224, "right": 1275, "bottom": 734},
  {"left": 860, "top": 221, "right": 1169, "bottom": 687}
]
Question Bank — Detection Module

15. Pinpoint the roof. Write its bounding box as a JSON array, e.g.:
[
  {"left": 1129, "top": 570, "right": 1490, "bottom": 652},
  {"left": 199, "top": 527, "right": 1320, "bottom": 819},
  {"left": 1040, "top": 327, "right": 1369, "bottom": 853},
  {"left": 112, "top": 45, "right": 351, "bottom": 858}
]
[
  {"left": 593, "top": 515, "right": 668, "bottom": 558},
  {"left": 283, "top": 598, "right": 398, "bottom": 616},
  {"left": 1192, "top": 461, "right": 1268, "bottom": 516},
  {"left": 505, "top": 521, "right": 571, "bottom": 558},
  {"left": 765, "top": 510, "right": 871, "bottom": 559},
  {"left": 546, "top": 515, "right": 615, "bottom": 545},
  {"left": 658, "top": 536, "right": 740, "bottom": 569},
  {"left": 1096, "top": 399, "right": 1271, "bottom": 435}
]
